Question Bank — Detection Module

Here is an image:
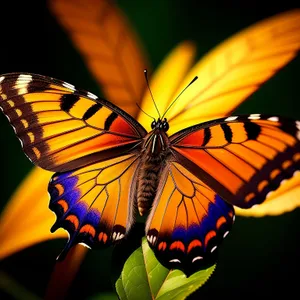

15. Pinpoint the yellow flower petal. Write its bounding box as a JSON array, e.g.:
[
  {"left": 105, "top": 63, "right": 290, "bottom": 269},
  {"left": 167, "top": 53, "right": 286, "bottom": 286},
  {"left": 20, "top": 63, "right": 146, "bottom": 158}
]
[
  {"left": 236, "top": 172, "right": 300, "bottom": 217},
  {"left": 138, "top": 41, "right": 196, "bottom": 130},
  {"left": 0, "top": 167, "right": 66, "bottom": 260},
  {"left": 167, "top": 10, "right": 300, "bottom": 134}
]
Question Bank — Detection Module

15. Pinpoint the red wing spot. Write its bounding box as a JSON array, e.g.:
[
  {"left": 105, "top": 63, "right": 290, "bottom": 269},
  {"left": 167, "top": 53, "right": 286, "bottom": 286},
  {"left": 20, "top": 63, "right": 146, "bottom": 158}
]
[
  {"left": 55, "top": 183, "right": 64, "bottom": 196},
  {"left": 98, "top": 232, "right": 108, "bottom": 243},
  {"left": 228, "top": 211, "right": 234, "bottom": 218},
  {"left": 204, "top": 231, "right": 216, "bottom": 247},
  {"left": 258, "top": 180, "right": 268, "bottom": 192},
  {"left": 216, "top": 216, "right": 227, "bottom": 230},
  {"left": 187, "top": 239, "right": 202, "bottom": 253},
  {"left": 245, "top": 192, "right": 255, "bottom": 203},
  {"left": 80, "top": 224, "right": 96, "bottom": 238},
  {"left": 110, "top": 116, "right": 138, "bottom": 137},
  {"left": 293, "top": 153, "right": 300, "bottom": 162},
  {"left": 158, "top": 241, "right": 167, "bottom": 251},
  {"left": 270, "top": 169, "right": 281, "bottom": 179},
  {"left": 170, "top": 241, "right": 185, "bottom": 252},
  {"left": 65, "top": 215, "right": 79, "bottom": 230},
  {"left": 176, "top": 130, "right": 205, "bottom": 147},
  {"left": 57, "top": 199, "right": 68, "bottom": 213},
  {"left": 282, "top": 160, "right": 292, "bottom": 169}
]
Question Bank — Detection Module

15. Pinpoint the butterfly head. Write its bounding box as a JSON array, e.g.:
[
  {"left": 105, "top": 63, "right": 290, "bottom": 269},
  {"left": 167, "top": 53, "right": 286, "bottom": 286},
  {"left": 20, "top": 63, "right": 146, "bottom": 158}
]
[{"left": 151, "top": 118, "right": 169, "bottom": 132}]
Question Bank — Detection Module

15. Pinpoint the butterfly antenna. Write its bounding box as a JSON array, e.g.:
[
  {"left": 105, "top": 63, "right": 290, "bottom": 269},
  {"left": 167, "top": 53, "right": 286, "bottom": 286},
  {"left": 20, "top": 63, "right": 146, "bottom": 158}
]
[
  {"left": 136, "top": 102, "right": 155, "bottom": 120},
  {"left": 144, "top": 69, "right": 161, "bottom": 119},
  {"left": 161, "top": 76, "right": 198, "bottom": 119}
]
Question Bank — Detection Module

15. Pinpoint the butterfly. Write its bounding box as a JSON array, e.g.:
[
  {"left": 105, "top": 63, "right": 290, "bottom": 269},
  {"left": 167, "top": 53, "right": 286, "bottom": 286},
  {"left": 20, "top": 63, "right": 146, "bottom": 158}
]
[{"left": 0, "top": 72, "right": 300, "bottom": 276}]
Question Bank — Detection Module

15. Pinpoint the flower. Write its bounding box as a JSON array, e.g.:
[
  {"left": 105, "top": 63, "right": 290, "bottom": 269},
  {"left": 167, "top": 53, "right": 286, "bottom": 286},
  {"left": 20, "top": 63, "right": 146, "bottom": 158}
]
[{"left": 0, "top": 1, "right": 299, "bottom": 299}]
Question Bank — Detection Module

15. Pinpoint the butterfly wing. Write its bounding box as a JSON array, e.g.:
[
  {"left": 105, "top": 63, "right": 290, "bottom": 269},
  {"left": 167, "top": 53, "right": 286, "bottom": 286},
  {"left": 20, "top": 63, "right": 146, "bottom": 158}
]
[
  {"left": 146, "top": 161, "right": 234, "bottom": 276},
  {"left": 49, "top": 153, "right": 141, "bottom": 259},
  {"left": 0, "top": 73, "right": 146, "bottom": 172},
  {"left": 170, "top": 115, "right": 300, "bottom": 208}
]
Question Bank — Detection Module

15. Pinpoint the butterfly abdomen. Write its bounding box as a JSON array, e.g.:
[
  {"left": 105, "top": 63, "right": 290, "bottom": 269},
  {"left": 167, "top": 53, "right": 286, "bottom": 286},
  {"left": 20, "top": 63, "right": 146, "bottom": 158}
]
[{"left": 137, "top": 131, "right": 170, "bottom": 216}]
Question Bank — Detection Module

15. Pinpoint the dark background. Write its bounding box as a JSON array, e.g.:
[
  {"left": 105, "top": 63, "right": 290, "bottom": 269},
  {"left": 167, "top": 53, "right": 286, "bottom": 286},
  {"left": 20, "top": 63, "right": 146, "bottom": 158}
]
[{"left": 0, "top": 0, "right": 299, "bottom": 299}]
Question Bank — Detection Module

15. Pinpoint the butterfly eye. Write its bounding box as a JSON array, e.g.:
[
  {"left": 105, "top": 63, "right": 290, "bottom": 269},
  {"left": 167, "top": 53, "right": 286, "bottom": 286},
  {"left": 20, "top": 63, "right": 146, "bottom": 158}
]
[
  {"left": 151, "top": 121, "right": 156, "bottom": 129},
  {"left": 163, "top": 121, "right": 169, "bottom": 132}
]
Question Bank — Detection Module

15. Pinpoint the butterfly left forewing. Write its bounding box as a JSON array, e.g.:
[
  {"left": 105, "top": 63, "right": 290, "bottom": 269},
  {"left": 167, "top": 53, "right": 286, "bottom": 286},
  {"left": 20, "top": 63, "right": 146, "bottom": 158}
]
[
  {"left": 170, "top": 115, "right": 300, "bottom": 208},
  {"left": 146, "top": 162, "right": 234, "bottom": 276},
  {"left": 0, "top": 73, "right": 146, "bottom": 172},
  {"left": 48, "top": 153, "right": 141, "bottom": 259}
]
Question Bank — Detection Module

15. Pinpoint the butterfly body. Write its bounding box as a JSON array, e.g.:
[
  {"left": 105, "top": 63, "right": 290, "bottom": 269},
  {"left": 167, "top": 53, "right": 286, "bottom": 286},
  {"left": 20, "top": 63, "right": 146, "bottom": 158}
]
[{"left": 137, "top": 118, "right": 171, "bottom": 215}]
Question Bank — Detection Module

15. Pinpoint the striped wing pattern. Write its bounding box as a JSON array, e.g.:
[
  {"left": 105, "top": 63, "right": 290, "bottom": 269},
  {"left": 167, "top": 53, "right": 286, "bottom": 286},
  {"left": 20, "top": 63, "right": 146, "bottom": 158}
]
[
  {"left": 0, "top": 73, "right": 146, "bottom": 173},
  {"left": 171, "top": 115, "right": 300, "bottom": 208}
]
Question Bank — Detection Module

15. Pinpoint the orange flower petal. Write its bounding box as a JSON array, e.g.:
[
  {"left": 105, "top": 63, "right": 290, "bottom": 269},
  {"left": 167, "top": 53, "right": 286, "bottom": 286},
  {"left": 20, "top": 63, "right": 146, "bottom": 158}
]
[{"left": 50, "top": 0, "right": 149, "bottom": 118}]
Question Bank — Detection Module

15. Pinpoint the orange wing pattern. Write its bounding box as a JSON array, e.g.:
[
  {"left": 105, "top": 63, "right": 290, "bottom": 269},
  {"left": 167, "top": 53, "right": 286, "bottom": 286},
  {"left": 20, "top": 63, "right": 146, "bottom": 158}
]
[
  {"left": 146, "top": 162, "right": 234, "bottom": 275},
  {"left": 0, "top": 73, "right": 146, "bottom": 172},
  {"left": 171, "top": 115, "right": 300, "bottom": 208},
  {"left": 49, "top": 153, "right": 140, "bottom": 259},
  {"left": 50, "top": 0, "right": 149, "bottom": 117}
]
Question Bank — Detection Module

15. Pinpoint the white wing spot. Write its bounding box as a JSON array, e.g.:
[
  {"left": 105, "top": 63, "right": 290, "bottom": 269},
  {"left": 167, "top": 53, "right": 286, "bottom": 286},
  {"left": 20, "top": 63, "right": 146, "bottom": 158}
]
[
  {"left": 296, "top": 121, "right": 300, "bottom": 131},
  {"left": 211, "top": 246, "right": 217, "bottom": 253},
  {"left": 62, "top": 82, "right": 75, "bottom": 91},
  {"left": 225, "top": 116, "right": 238, "bottom": 121},
  {"left": 248, "top": 114, "right": 261, "bottom": 120},
  {"left": 18, "top": 74, "right": 32, "bottom": 82},
  {"left": 18, "top": 87, "right": 28, "bottom": 95},
  {"left": 87, "top": 92, "right": 98, "bottom": 100},
  {"left": 0, "top": 76, "right": 5, "bottom": 83},
  {"left": 169, "top": 259, "right": 181, "bottom": 263},
  {"left": 232, "top": 215, "right": 236, "bottom": 222},
  {"left": 268, "top": 116, "right": 279, "bottom": 122},
  {"left": 297, "top": 131, "right": 300, "bottom": 141},
  {"left": 79, "top": 242, "right": 91, "bottom": 249},
  {"left": 12, "top": 125, "right": 17, "bottom": 134},
  {"left": 112, "top": 232, "right": 117, "bottom": 240},
  {"left": 223, "top": 231, "right": 229, "bottom": 238},
  {"left": 192, "top": 256, "right": 203, "bottom": 263}
]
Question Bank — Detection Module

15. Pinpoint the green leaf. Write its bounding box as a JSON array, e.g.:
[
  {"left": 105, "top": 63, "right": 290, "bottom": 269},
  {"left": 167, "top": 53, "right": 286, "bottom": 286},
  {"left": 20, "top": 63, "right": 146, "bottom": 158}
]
[
  {"left": 116, "top": 238, "right": 216, "bottom": 300},
  {"left": 115, "top": 277, "right": 128, "bottom": 300}
]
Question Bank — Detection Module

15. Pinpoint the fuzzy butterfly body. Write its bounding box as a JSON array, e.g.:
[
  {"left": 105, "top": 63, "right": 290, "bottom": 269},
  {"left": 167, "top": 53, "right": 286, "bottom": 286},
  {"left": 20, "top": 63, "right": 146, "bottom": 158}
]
[{"left": 1, "top": 73, "right": 300, "bottom": 275}]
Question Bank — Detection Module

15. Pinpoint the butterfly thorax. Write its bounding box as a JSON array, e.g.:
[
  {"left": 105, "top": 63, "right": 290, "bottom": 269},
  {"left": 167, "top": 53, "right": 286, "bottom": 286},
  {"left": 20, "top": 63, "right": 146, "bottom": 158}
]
[{"left": 137, "top": 118, "right": 171, "bottom": 216}]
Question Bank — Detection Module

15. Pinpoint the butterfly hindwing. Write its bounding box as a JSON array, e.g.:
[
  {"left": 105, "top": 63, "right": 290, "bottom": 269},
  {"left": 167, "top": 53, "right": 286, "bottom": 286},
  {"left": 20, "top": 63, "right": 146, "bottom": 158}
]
[
  {"left": 170, "top": 115, "right": 300, "bottom": 208},
  {"left": 0, "top": 73, "right": 146, "bottom": 172},
  {"left": 146, "top": 162, "right": 234, "bottom": 276},
  {"left": 48, "top": 153, "right": 141, "bottom": 259}
]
